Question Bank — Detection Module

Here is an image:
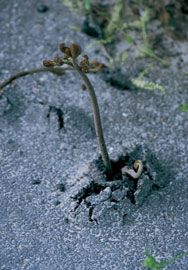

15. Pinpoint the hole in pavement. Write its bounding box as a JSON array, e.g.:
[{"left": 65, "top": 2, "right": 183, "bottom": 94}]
[
  {"left": 57, "top": 183, "right": 66, "bottom": 192},
  {"left": 82, "top": 15, "right": 102, "bottom": 38},
  {"left": 94, "top": 155, "right": 128, "bottom": 181},
  {"left": 72, "top": 182, "right": 104, "bottom": 204},
  {"left": 54, "top": 200, "right": 61, "bottom": 206},
  {"left": 66, "top": 146, "right": 171, "bottom": 223},
  {"left": 101, "top": 67, "right": 134, "bottom": 90},
  {"left": 0, "top": 96, "right": 12, "bottom": 116},
  {"left": 37, "top": 4, "right": 49, "bottom": 13},
  {"left": 152, "top": 183, "right": 160, "bottom": 190},
  {"left": 47, "top": 106, "right": 64, "bottom": 130},
  {"left": 32, "top": 179, "right": 41, "bottom": 185}
]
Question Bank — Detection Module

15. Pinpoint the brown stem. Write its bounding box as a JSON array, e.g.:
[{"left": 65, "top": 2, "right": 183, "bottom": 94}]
[
  {"left": 0, "top": 66, "right": 69, "bottom": 95},
  {"left": 72, "top": 58, "right": 112, "bottom": 175}
]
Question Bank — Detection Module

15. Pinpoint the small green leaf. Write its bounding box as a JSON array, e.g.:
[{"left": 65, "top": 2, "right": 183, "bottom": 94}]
[
  {"left": 117, "top": 51, "right": 128, "bottom": 64},
  {"left": 180, "top": 103, "right": 188, "bottom": 112},
  {"left": 143, "top": 250, "right": 188, "bottom": 270},
  {"left": 84, "top": 0, "right": 92, "bottom": 11},
  {"left": 89, "top": 37, "right": 113, "bottom": 46},
  {"left": 68, "top": 25, "right": 81, "bottom": 32},
  {"left": 131, "top": 78, "right": 165, "bottom": 93},
  {"left": 125, "top": 34, "right": 134, "bottom": 44},
  {"left": 143, "top": 255, "right": 167, "bottom": 269},
  {"left": 139, "top": 46, "right": 170, "bottom": 67}
]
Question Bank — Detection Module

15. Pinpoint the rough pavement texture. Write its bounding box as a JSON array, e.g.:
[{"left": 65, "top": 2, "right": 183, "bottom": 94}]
[{"left": 0, "top": 0, "right": 188, "bottom": 269}]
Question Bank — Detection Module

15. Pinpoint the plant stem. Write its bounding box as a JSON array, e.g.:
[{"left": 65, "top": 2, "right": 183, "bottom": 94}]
[
  {"left": 72, "top": 58, "right": 112, "bottom": 175},
  {"left": 0, "top": 59, "right": 112, "bottom": 175},
  {"left": 0, "top": 66, "right": 69, "bottom": 95}
]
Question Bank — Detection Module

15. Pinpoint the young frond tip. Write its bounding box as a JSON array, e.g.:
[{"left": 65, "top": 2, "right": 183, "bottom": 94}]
[
  {"left": 59, "top": 43, "right": 72, "bottom": 58},
  {"left": 59, "top": 43, "right": 81, "bottom": 59},
  {"left": 69, "top": 43, "right": 82, "bottom": 59}
]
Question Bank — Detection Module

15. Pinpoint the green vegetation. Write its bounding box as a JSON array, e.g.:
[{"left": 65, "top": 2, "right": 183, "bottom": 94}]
[
  {"left": 180, "top": 103, "right": 188, "bottom": 112},
  {"left": 131, "top": 68, "right": 165, "bottom": 93},
  {"left": 62, "top": 0, "right": 173, "bottom": 67},
  {"left": 131, "top": 78, "right": 165, "bottom": 93},
  {"left": 61, "top": 0, "right": 92, "bottom": 12},
  {"left": 143, "top": 253, "right": 168, "bottom": 269},
  {"left": 143, "top": 250, "right": 188, "bottom": 269}
]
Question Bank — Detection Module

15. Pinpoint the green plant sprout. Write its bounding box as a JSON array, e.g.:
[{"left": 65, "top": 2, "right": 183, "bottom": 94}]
[{"left": 143, "top": 250, "right": 188, "bottom": 269}]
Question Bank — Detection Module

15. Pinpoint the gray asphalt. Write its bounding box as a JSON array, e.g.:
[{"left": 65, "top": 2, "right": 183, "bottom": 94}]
[{"left": 0, "top": 1, "right": 188, "bottom": 269}]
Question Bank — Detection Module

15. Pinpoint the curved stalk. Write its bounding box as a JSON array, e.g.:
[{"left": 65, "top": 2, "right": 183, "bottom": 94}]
[
  {"left": 0, "top": 66, "right": 69, "bottom": 95},
  {"left": 72, "top": 58, "right": 112, "bottom": 175}
]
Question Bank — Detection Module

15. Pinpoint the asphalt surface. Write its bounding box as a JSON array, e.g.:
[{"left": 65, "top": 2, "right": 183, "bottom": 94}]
[{"left": 0, "top": 1, "right": 188, "bottom": 269}]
